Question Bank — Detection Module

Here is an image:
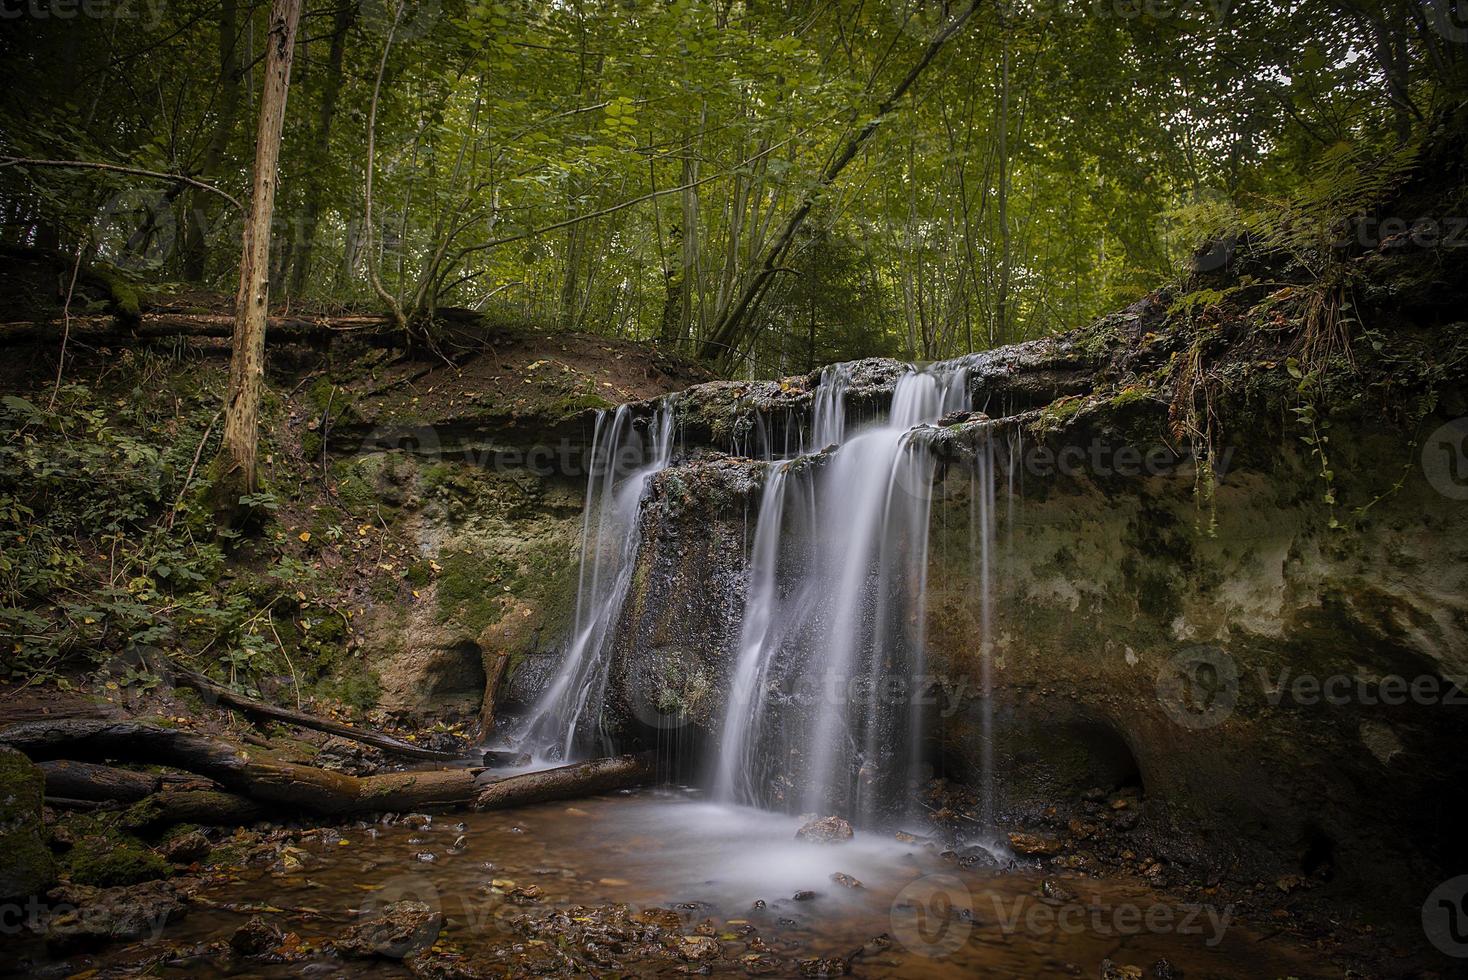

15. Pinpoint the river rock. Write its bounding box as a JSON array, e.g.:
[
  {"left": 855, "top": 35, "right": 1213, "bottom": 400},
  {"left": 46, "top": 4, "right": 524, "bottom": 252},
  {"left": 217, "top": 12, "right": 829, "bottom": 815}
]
[
  {"left": 799, "top": 955, "right": 851, "bottom": 977},
  {"left": 675, "top": 935, "right": 720, "bottom": 960},
  {"left": 1008, "top": 832, "right": 1063, "bottom": 856},
  {"left": 162, "top": 830, "right": 212, "bottom": 865},
  {"left": 794, "top": 816, "right": 853, "bottom": 843},
  {"left": 230, "top": 914, "right": 284, "bottom": 957},
  {"left": 0, "top": 746, "right": 56, "bottom": 899},
  {"left": 338, "top": 899, "right": 442, "bottom": 959},
  {"left": 44, "top": 878, "right": 185, "bottom": 948}
]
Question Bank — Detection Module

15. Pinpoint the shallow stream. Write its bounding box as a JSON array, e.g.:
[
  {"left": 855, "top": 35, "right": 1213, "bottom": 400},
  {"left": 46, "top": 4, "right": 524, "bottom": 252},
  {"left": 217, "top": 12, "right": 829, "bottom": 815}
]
[{"left": 18, "top": 789, "right": 1335, "bottom": 978}]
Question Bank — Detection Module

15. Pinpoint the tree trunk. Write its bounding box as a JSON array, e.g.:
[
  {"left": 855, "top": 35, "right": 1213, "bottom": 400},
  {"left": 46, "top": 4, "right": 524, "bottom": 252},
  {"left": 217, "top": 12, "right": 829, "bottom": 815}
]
[
  {"left": 0, "top": 312, "right": 399, "bottom": 346},
  {"left": 2, "top": 720, "right": 654, "bottom": 817},
  {"left": 121, "top": 790, "right": 266, "bottom": 834},
  {"left": 39, "top": 760, "right": 159, "bottom": 803},
  {"left": 474, "top": 753, "right": 654, "bottom": 810},
  {"left": 700, "top": 0, "right": 983, "bottom": 364},
  {"left": 214, "top": 0, "right": 302, "bottom": 514},
  {"left": 182, "top": 0, "right": 242, "bottom": 282},
  {"left": 996, "top": 34, "right": 1010, "bottom": 347}
]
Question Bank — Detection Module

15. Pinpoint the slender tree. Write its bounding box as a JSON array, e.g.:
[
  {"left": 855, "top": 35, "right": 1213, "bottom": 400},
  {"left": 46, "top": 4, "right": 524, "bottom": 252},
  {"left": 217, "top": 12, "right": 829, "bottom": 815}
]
[
  {"left": 214, "top": 0, "right": 303, "bottom": 515},
  {"left": 700, "top": 0, "right": 984, "bottom": 363}
]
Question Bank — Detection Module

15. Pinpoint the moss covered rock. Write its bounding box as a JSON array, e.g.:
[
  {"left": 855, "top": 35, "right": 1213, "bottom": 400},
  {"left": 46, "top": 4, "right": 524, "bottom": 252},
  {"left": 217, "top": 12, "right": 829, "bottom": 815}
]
[
  {"left": 65, "top": 831, "right": 173, "bottom": 887},
  {"left": 0, "top": 746, "right": 56, "bottom": 899}
]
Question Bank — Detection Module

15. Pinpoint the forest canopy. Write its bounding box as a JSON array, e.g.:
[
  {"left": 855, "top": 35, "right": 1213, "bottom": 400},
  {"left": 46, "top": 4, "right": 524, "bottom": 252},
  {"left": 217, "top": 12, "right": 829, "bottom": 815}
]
[{"left": 2, "top": 0, "right": 1462, "bottom": 374}]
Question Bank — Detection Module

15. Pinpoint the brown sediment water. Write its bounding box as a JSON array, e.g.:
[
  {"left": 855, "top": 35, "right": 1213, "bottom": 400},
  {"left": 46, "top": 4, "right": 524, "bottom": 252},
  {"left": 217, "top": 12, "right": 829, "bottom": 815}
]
[{"left": 19, "top": 789, "right": 1334, "bottom": 978}]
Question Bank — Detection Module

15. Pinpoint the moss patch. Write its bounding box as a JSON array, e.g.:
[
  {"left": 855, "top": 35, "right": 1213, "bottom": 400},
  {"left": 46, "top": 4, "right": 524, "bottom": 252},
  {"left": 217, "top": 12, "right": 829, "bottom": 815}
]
[
  {"left": 0, "top": 747, "right": 56, "bottom": 898},
  {"left": 65, "top": 830, "right": 173, "bottom": 887}
]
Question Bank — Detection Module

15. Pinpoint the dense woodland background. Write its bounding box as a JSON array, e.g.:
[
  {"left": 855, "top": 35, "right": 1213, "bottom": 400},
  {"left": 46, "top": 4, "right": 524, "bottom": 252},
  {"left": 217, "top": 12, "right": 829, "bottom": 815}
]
[{"left": 3, "top": 0, "right": 1463, "bottom": 375}]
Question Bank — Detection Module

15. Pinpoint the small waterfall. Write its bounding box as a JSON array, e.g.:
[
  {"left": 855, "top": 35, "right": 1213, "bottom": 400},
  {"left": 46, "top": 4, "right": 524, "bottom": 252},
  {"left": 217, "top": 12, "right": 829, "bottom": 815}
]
[
  {"left": 520, "top": 400, "right": 676, "bottom": 760},
  {"left": 971, "top": 431, "right": 997, "bottom": 827},
  {"left": 809, "top": 363, "right": 849, "bottom": 450},
  {"left": 713, "top": 361, "right": 973, "bottom": 822},
  {"left": 712, "top": 463, "right": 791, "bottom": 804},
  {"left": 731, "top": 363, "right": 851, "bottom": 461}
]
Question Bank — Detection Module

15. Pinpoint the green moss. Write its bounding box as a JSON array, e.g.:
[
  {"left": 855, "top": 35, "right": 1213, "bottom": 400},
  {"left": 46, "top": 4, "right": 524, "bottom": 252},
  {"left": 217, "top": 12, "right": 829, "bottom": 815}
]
[
  {"left": 436, "top": 548, "right": 513, "bottom": 632},
  {"left": 1032, "top": 395, "right": 1088, "bottom": 438},
  {"left": 306, "top": 612, "right": 347, "bottom": 643},
  {"left": 336, "top": 473, "right": 377, "bottom": 509},
  {"left": 1108, "top": 385, "right": 1155, "bottom": 410},
  {"left": 94, "top": 264, "right": 142, "bottom": 325},
  {"left": 548, "top": 391, "right": 617, "bottom": 417},
  {"left": 315, "top": 668, "right": 382, "bottom": 713},
  {"left": 66, "top": 832, "right": 173, "bottom": 887},
  {"left": 302, "top": 430, "right": 324, "bottom": 459},
  {"left": 0, "top": 747, "right": 56, "bottom": 898}
]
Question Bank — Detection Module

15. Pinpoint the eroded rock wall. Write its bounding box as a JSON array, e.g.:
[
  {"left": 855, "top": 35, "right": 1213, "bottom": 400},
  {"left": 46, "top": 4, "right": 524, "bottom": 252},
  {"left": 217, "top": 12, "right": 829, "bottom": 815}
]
[{"left": 580, "top": 330, "right": 1468, "bottom": 906}]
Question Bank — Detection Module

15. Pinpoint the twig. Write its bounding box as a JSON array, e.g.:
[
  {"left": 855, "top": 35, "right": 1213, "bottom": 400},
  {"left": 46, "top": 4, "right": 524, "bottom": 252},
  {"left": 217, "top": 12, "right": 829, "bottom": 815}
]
[
  {"left": 48, "top": 247, "right": 84, "bottom": 410},
  {"left": 267, "top": 610, "right": 303, "bottom": 711},
  {"left": 167, "top": 409, "right": 222, "bottom": 530},
  {"left": 0, "top": 157, "right": 243, "bottom": 209}
]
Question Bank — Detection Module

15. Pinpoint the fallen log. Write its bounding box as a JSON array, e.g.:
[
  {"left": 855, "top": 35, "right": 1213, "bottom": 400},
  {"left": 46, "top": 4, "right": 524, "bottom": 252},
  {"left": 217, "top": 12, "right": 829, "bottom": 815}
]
[
  {"left": 1, "top": 721, "right": 653, "bottom": 818},
  {"left": 39, "top": 760, "right": 159, "bottom": 803},
  {"left": 475, "top": 753, "right": 654, "bottom": 810},
  {"left": 168, "top": 667, "right": 462, "bottom": 763},
  {"left": 120, "top": 790, "right": 265, "bottom": 833},
  {"left": 0, "top": 312, "right": 398, "bottom": 345},
  {"left": 43, "top": 798, "right": 112, "bottom": 811},
  {"left": 0, "top": 719, "right": 478, "bottom": 815}
]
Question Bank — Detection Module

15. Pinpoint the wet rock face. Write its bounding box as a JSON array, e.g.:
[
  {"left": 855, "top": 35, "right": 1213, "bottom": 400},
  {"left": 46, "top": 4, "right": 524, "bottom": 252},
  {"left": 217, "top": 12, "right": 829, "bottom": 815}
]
[
  {"left": 349, "top": 452, "right": 588, "bottom": 729},
  {"left": 0, "top": 746, "right": 56, "bottom": 900},
  {"left": 596, "top": 457, "right": 764, "bottom": 742},
  {"left": 920, "top": 414, "right": 1468, "bottom": 903}
]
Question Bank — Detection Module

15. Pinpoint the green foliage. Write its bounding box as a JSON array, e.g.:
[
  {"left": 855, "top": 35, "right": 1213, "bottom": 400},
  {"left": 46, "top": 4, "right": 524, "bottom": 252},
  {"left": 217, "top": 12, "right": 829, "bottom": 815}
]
[
  {"left": 1, "top": 0, "right": 1446, "bottom": 369},
  {"left": 1287, "top": 356, "right": 1341, "bottom": 528},
  {"left": 0, "top": 360, "right": 382, "bottom": 711}
]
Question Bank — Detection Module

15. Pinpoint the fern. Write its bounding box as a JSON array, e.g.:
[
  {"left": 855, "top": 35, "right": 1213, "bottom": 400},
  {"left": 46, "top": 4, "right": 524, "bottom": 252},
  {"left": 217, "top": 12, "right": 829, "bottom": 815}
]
[{"left": 1246, "top": 140, "right": 1420, "bottom": 274}]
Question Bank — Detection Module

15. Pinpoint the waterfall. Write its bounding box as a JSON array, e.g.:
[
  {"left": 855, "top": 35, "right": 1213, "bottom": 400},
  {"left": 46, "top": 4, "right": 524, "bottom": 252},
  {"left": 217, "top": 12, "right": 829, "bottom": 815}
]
[
  {"left": 713, "top": 361, "right": 973, "bottom": 823},
  {"left": 712, "top": 463, "right": 791, "bottom": 805},
  {"left": 519, "top": 400, "right": 676, "bottom": 760},
  {"left": 732, "top": 363, "right": 851, "bottom": 461},
  {"left": 971, "top": 431, "right": 996, "bottom": 827}
]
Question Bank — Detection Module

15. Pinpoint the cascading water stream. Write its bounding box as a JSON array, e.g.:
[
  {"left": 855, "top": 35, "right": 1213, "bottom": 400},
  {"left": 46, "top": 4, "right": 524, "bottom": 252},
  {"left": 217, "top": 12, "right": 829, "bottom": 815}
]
[
  {"left": 517, "top": 357, "right": 1000, "bottom": 833},
  {"left": 712, "top": 360, "right": 974, "bottom": 824},
  {"left": 518, "top": 400, "right": 676, "bottom": 761}
]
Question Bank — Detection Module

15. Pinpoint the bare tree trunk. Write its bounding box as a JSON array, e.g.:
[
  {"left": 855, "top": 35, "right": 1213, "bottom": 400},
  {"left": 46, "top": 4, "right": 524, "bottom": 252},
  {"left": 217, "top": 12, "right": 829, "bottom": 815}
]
[
  {"left": 996, "top": 35, "right": 1011, "bottom": 347},
  {"left": 182, "top": 0, "right": 242, "bottom": 282},
  {"left": 214, "top": 0, "right": 302, "bottom": 514},
  {"left": 700, "top": 0, "right": 982, "bottom": 364},
  {"left": 287, "top": 5, "right": 352, "bottom": 297}
]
